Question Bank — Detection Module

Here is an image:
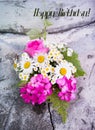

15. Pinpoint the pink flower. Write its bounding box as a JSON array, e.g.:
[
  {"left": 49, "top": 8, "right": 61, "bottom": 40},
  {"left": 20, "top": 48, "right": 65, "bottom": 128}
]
[
  {"left": 56, "top": 76, "right": 77, "bottom": 102},
  {"left": 58, "top": 91, "right": 76, "bottom": 102},
  {"left": 20, "top": 74, "right": 52, "bottom": 105},
  {"left": 24, "top": 39, "right": 49, "bottom": 57}
]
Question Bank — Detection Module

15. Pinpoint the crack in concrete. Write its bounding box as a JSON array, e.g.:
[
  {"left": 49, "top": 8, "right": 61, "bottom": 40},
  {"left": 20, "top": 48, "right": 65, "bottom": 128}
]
[
  {"left": 88, "top": 63, "right": 95, "bottom": 86},
  {"left": 77, "top": 87, "right": 83, "bottom": 99},
  {"left": 81, "top": 119, "right": 87, "bottom": 125},
  {"left": 0, "top": 75, "right": 6, "bottom": 82},
  {"left": 48, "top": 20, "right": 95, "bottom": 34},
  {"left": 91, "top": 122, "right": 95, "bottom": 130},
  {"left": 0, "top": 30, "right": 25, "bottom": 35},
  {"left": 89, "top": 63, "right": 95, "bottom": 79},
  {"left": 0, "top": 78, "right": 6, "bottom": 82},
  {"left": 48, "top": 103, "right": 55, "bottom": 130},
  {"left": 0, "top": 20, "right": 95, "bottom": 35}
]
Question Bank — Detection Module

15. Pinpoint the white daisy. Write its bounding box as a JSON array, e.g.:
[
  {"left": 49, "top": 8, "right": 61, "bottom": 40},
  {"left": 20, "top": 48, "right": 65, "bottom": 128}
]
[
  {"left": 69, "top": 63, "right": 77, "bottom": 73},
  {"left": 54, "top": 60, "right": 73, "bottom": 79},
  {"left": 13, "top": 59, "right": 19, "bottom": 72},
  {"left": 20, "top": 57, "right": 34, "bottom": 74},
  {"left": 21, "top": 52, "right": 30, "bottom": 60},
  {"left": 67, "top": 48, "right": 73, "bottom": 56},
  {"left": 19, "top": 72, "right": 29, "bottom": 81},
  {"left": 33, "top": 53, "right": 49, "bottom": 68}
]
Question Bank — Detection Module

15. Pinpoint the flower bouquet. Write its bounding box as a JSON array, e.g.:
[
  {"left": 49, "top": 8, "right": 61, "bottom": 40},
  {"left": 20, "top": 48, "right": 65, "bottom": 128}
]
[{"left": 13, "top": 21, "right": 85, "bottom": 122}]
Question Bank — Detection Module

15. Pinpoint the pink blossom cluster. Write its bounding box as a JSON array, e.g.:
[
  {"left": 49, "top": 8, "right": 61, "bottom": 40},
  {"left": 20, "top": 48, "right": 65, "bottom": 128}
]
[
  {"left": 20, "top": 74, "right": 52, "bottom": 105},
  {"left": 24, "top": 39, "right": 49, "bottom": 57},
  {"left": 56, "top": 76, "right": 77, "bottom": 102}
]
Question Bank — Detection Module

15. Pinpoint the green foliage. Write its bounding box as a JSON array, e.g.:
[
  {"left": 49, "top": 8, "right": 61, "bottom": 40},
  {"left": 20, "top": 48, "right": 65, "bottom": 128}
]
[
  {"left": 27, "top": 20, "right": 52, "bottom": 40},
  {"left": 48, "top": 89, "right": 69, "bottom": 123},
  {"left": 16, "top": 80, "right": 27, "bottom": 87},
  {"left": 26, "top": 28, "right": 44, "bottom": 40},
  {"left": 44, "top": 19, "right": 52, "bottom": 27},
  {"left": 42, "top": 29, "right": 47, "bottom": 40},
  {"left": 62, "top": 50, "right": 85, "bottom": 77}
]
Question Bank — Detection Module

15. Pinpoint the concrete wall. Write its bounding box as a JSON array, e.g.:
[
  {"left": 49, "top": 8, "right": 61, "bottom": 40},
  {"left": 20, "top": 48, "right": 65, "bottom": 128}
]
[
  {"left": 0, "top": 0, "right": 95, "bottom": 130},
  {"left": 0, "top": 0, "right": 95, "bottom": 33}
]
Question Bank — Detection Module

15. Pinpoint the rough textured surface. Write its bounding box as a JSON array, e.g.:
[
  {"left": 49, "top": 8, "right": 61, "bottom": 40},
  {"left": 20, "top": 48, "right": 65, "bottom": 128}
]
[
  {"left": 0, "top": 36, "right": 53, "bottom": 130},
  {"left": 0, "top": 0, "right": 95, "bottom": 130},
  {"left": 0, "top": 22, "right": 95, "bottom": 130},
  {"left": 0, "top": 0, "right": 95, "bottom": 33}
]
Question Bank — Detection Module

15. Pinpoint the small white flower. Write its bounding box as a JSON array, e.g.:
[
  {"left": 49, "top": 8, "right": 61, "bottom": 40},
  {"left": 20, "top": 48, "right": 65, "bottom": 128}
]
[
  {"left": 57, "top": 43, "right": 67, "bottom": 50},
  {"left": 13, "top": 59, "right": 19, "bottom": 72},
  {"left": 51, "top": 75, "right": 57, "bottom": 84},
  {"left": 33, "top": 67, "right": 38, "bottom": 71},
  {"left": 67, "top": 48, "right": 73, "bottom": 56},
  {"left": 48, "top": 49, "right": 64, "bottom": 63},
  {"left": 40, "top": 65, "right": 55, "bottom": 80},
  {"left": 45, "top": 42, "right": 57, "bottom": 49},
  {"left": 19, "top": 72, "right": 29, "bottom": 81},
  {"left": 21, "top": 52, "right": 30, "bottom": 60},
  {"left": 69, "top": 63, "right": 77, "bottom": 73},
  {"left": 54, "top": 60, "right": 73, "bottom": 79}
]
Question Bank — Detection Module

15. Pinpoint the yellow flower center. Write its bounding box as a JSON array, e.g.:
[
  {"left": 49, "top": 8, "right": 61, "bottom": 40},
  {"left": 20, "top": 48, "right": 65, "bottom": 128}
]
[
  {"left": 45, "top": 67, "right": 49, "bottom": 71},
  {"left": 43, "top": 74, "right": 47, "bottom": 77},
  {"left": 37, "top": 55, "right": 45, "bottom": 63},
  {"left": 60, "top": 68, "right": 67, "bottom": 75},
  {"left": 51, "top": 67, "right": 54, "bottom": 72},
  {"left": 24, "top": 61, "right": 31, "bottom": 69},
  {"left": 24, "top": 75, "right": 27, "bottom": 80},
  {"left": 41, "top": 70, "right": 46, "bottom": 74},
  {"left": 13, "top": 63, "right": 17, "bottom": 68},
  {"left": 19, "top": 73, "right": 22, "bottom": 76}
]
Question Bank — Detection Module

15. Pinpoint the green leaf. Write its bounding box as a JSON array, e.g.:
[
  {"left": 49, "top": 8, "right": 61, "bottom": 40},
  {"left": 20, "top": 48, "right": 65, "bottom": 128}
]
[
  {"left": 27, "top": 28, "right": 47, "bottom": 40},
  {"left": 27, "top": 29, "right": 43, "bottom": 40},
  {"left": 16, "top": 80, "right": 27, "bottom": 87},
  {"left": 62, "top": 50, "right": 85, "bottom": 77},
  {"left": 44, "top": 19, "right": 52, "bottom": 27},
  {"left": 48, "top": 90, "right": 69, "bottom": 123},
  {"left": 26, "top": 20, "right": 52, "bottom": 40},
  {"left": 42, "top": 31, "right": 47, "bottom": 40}
]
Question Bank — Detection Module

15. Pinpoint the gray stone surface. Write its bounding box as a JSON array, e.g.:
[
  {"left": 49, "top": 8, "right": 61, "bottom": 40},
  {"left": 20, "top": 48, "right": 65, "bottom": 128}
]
[
  {"left": 0, "top": 0, "right": 95, "bottom": 130},
  {"left": 0, "top": 36, "right": 53, "bottom": 130},
  {"left": 0, "top": 0, "right": 95, "bottom": 33},
  {"left": 0, "top": 22, "right": 95, "bottom": 130},
  {"left": 48, "top": 23, "right": 95, "bottom": 130}
]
